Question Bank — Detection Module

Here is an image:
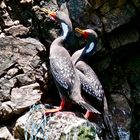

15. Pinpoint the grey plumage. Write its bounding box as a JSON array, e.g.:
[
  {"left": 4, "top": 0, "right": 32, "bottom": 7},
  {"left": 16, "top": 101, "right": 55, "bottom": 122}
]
[
  {"left": 41, "top": 6, "right": 114, "bottom": 136},
  {"left": 72, "top": 28, "right": 115, "bottom": 137},
  {"left": 56, "top": 9, "right": 104, "bottom": 103},
  {"left": 49, "top": 20, "right": 100, "bottom": 114},
  {"left": 40, "top": 5, "right": 101, "bottom": 114},
  {"left": 71, "top": 33, "right": 104, "bottom": 104}
]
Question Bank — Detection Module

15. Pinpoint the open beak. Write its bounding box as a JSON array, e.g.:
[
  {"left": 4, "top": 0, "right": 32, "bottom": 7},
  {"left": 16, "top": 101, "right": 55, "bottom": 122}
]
[
  {"left": 75, "top": 28, "right": 85, "bottom": 35},
  {"left": 75, "top": 28, "right": 88, "bottom": 39},
  {"left": 40, "top": 8, "right": 56, "bottom": 20},
  {"left": 40, "top": 8, "right": 50, "bottom": 14}
]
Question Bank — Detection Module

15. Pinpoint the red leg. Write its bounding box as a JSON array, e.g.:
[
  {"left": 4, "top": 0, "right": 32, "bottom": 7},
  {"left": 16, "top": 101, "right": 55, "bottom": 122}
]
[
  {"left": 84, "top": 111, "right": 95, "bottom": 121},
  {"left": 84, "top": 111, "right": 90, "bottom": 119},
  {"left": 45, "top": 99, "right": 65, "bottom": 115}
]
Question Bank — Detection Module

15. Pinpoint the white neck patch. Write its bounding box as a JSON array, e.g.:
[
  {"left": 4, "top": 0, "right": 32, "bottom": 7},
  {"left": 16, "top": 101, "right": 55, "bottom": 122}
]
[
  {"left": 86, "top": 42, "right": 95, "bottom": 53},
  {"left": 61, "top": 22, "right": 69, "bottom": 38}
]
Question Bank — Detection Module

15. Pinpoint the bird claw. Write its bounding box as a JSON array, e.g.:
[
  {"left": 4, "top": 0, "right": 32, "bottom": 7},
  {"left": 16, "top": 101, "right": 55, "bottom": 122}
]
[
  {"left": 45, "top": 107, "right": 62, "bottom": 115},
  {"left": 84, "top": 111, "right": 90, "bottom": 119}
]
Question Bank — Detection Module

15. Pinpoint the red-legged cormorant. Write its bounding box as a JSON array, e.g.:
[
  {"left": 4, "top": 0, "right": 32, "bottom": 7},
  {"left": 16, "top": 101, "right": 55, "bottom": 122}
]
[
  {"left": 40, "top": 8, "right": 100, "bottom": 115},
  {"left": 40, "top": 7, "right": 114, "bottom": 137}
]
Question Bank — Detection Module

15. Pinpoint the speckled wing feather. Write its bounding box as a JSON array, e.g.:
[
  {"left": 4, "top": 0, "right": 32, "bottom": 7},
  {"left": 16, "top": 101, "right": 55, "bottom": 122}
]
[
  {"left": 77, "top": 69, "right": 104, "bottom": 101},
  {"left": 50, "top": 56, "right": 75, "bottom": 90}
]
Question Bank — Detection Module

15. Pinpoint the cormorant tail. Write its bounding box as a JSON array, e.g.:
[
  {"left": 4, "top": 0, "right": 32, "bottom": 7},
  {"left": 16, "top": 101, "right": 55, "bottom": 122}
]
[{"left": 79, "top": 101, "right": 101, "bottom": 114}]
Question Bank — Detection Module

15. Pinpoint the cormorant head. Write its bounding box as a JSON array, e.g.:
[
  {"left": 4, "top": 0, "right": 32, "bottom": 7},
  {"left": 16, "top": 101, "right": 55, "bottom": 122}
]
[
  {"left": 40, "top": 8, "right": 72, "bottom": 31},
  {"left": 75, "top": 28, "right": 98, "bottom": 57},
  {"left": 40, "top": 8, "right": 56, "bottom": 20},
  {"left": 75, "top": 28, "right": 98, "bottom": 41}
]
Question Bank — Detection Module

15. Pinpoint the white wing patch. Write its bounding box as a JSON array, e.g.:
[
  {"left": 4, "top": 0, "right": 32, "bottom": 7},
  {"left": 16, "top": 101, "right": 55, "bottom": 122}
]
[
  {"left": 86, "top": 42, "right": 94, "bottom": 53},
  {"left": 61, "top": 22, "right": 69, "bottom": 38}
]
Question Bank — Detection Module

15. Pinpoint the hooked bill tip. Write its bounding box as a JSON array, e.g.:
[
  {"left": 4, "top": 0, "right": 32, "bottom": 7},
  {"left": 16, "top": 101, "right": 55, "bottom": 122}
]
[
  {"left": 75, "top": 28, "right": 84, "bottom": 34},
  {"left": 40, "top": 8, "right": 56, "bottom": 20},
  {"left": 40, "top": 8, "right": 50, "bottom": 14}
]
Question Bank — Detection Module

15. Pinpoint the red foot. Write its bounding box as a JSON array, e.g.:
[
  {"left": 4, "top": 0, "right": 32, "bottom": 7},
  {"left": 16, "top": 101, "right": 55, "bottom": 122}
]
[
  {"left": 45, "top": 99, "right": 65, "bottom": 115},
  {"left": 84, "top": 111, "right": 90, "bottom": 119},
  {"left": 45, "top": 107, "right": 61, "bottom": 115},
  {"left": 84, "top": 111, "right": 95, "bottom": 121}
]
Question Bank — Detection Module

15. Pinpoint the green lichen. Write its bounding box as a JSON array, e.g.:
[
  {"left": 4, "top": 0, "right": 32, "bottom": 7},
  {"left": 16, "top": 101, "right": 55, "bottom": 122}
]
[
  {"left": 60, "top": 125, "right": 96, "bottom": 140},
  {"left": 78, "top": 125, "right": 96, "bottom": 140}
]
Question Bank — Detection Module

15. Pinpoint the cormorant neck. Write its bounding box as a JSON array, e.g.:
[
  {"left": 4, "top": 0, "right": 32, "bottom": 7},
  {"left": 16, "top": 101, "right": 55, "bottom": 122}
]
[
  {"left": 71, "top": 48, "right": 84, "bottom": 64},
  {"left": 85, "top": 41, "right": 95, "bottom": 53},
  {"left": 82, "top": 37, "right": 97, "bottom": 56},
  {"left": 72, "top": 39, "right": 97, "bottom": 65},
  {"left": 50, "top": 22, "right": 71, "bottom": 49},
  {"left": 61, "top": 22, "right": 71, "bottom": 39},
  {"left": 61, "top": 22, "right": 72, "bottom": 40}
]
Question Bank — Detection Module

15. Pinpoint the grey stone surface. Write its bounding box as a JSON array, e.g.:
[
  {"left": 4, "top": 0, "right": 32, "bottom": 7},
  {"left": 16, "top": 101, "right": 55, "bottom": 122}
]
[
  {"left": 0, "top": 83, "right": 41, "bottom": 122},
  {"left": 99, "top": 0, "right": 127, "bottom": 15},
  {"left": 0, "top": 127, "right": 15, "bottom": 140},
  {"left": 0, "top": 101, "right": 18, "bottom": 121},
  {"left": 11, "top": 83, "right": 41, "bottom": 109},
  {"left": 0, "top": 78, "right": 15, "bottom": 102},
  {"left": 87, "top": 0, "right": 106, "bottom": 9},
  {"left": 67, "top": 0, "right": 87, "bottom": 20},
  {"left": 0, "top": 0, "right": 140, "bottom": 139},
  {"left": 13, "top": 104, "right": 100, "bottom": 140},
  {"left": 109, "top": 94, "right": 131, "bottom": 140},
  {"left": 4, "top": 24, "right": 29, "bottom": 37},
  {"left": 0, "top": 36, "right": 46, "bottom": 102},
  {"left": 101, "top": 4, "right": 136, "bottom": 32},
  {"left": 108, "top": 27, "right": 139, "bottom": 49},
  {"left": 132, "top": 0, "right": 140, "bottom": 11},
  {"left": 124, "top": 56, "right": 140, "bottom": 105}
]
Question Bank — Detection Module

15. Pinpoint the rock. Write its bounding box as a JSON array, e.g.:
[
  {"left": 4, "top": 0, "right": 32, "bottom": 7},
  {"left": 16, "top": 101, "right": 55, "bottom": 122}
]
[
  {"left": 0, "top": 101, "right": 18, "bottom": 121},
  {"left": 124, "top": 56, "right": 140, "bottom": 104},
  {"left": 109, "top": 94, "right": 131, "bottom": 139},
  {"left": 102, "top": 63, "right": 131, "bottom": 101},
  {"left": 4, "top": 25, "right": 29, "bottom": 37},
  {"left": 132, "top": 0, "right": 140, "bottom": 11},
  {"left": 99, "top": 0, "right": 127, "bottom": 15},
  {"left": 1, "top": 11, "right": 15, "bottom": 27},
  {"left": 0, "top": 78, "right": 15, "bottom": 102},
  {"left": 15, "top": 73, "right": 35, "bottom": 86},
  {"left": 123, "top": 53, "right": 140, "bottom": 139},
  {"left": 32, "top": 1, "right": 60, "bottom": 43},
  {"left": 11, "top": 83, "right": 42, "bottom": 109},
  {"left": 88, "top": 13, "right": 103, "bottom": 32},
  {"left": 93, "top": 56, "right": 112, "bottom": 72},
  {"left": 0, "top": 127, "right": 15, "bottom": 140},
  {"left": 13, "top": 104, "right": 100, "bottom": 140},
  {"left": 88, "top": 0, "right": 106, "bottom": 9},
  {"left": 0, "top": 0, "right": 140, "bottom": 139},
  {"left": 101, "top": 4, "right": 136, "bottom": 32},
  {"left": 67, "top": 0, "right": 87, "bottom": 21},
  {"left": 0, "top": 0, "right": 6, "bottom": 9},
  {"left": 20, "top": 0, "right": 32, "bottom": 4},
  {"left": 108, "top": 26, "right": 139, "bottom": 49},
  {"left": 6, "top": 68, "right": 19, "bottom": 77},
  {"left": 0, "top": 32, "right": 5, "bottom": 37},
  {"left": 0, "top": 36, "right": 45, "bottom": 73},
  {"left": 0, "top": 83, "right": 41, "bottom": 121},
  {"left": 0, "top": 58, "right": 16, "bottom": 78},
  {"left": 0, "top": 36, "right": 47, "bottom": 102},
  {"left": 39, "top": 0, "right": 58, "bottom": 11},
  {"left": 0, "top": 1, "right": 20, "bottom": 28}
]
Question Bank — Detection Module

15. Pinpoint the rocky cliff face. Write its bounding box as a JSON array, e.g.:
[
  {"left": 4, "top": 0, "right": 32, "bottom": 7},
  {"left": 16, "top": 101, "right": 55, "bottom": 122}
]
[{"left": 0, "top": 0, "right": 140, "bottom": 139}]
